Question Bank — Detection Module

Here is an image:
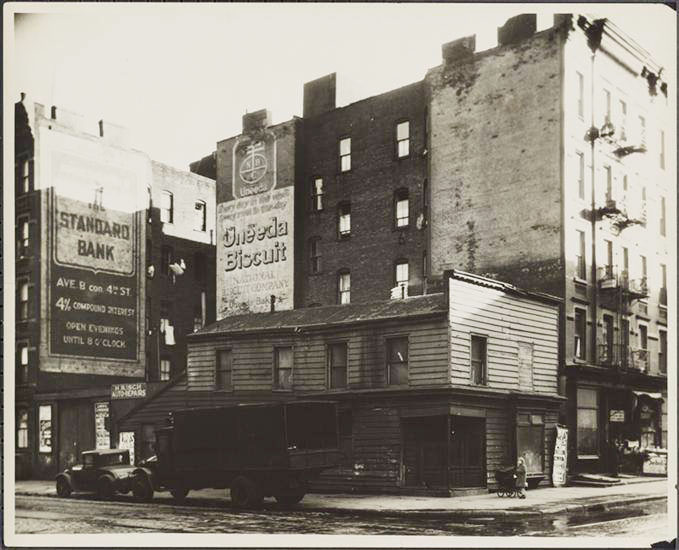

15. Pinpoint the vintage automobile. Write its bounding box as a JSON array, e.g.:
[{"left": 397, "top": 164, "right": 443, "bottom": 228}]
[{"left": 55, "top": 449, "right": 137, "bottom": 499}]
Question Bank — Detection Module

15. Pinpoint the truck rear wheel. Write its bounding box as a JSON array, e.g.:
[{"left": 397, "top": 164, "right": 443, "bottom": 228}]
[
  {"left": 170, "top": 486, "right": 190, "bottom": 503},
  {"left": 132, "top": 474, "right": 154, "bottom": 502},
  {"left": 230, "top": 476, "right": 263, "bottom": 509},
  {"left": 97, "top": 475, "right": 115, "bottom": 500},
  {"left": 274, "top": 492, "right": 305, "bottom": 506}
]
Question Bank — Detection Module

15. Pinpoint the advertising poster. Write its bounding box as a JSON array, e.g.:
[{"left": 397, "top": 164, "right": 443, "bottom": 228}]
[
  {"left": 552, "top": 425, "right": 568, "bottom": 487},
  {"left": 118, "top": 431, "right": 135, "bottom": 466},
  {"left": 94, "top": 402, "right": 110, "bottom": 449}
]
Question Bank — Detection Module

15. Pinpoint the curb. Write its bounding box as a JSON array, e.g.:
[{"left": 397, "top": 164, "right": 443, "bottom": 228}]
[{"left": 15, "top": 490, "right": 667, "bottom": 520}]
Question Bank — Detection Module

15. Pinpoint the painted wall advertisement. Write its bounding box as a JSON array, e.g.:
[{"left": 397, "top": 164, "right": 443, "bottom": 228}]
[
  {"left": 552, "top": 425, "right": 568, "bottom": 487},
  {"left": 40, "top": 129, "right": 146, "bottom": 374},
  {"left": 217, "top": 132, "right": 294, "bottom": 318}
]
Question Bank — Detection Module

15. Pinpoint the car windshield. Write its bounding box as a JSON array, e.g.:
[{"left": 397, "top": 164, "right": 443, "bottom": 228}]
[{"left": 96, "top": 452, "right": 129, "bottom": 467}]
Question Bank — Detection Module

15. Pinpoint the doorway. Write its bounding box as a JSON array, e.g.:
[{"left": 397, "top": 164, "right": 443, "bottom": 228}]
[
  {"left": 402, "top": 416, "right": 447, "bottom": 489},
  {"left": 449, "top": 416, "right": 486, "bottom": 487},
  {"left": 58, "top": 400, "right": 95, "bottom": 471}
]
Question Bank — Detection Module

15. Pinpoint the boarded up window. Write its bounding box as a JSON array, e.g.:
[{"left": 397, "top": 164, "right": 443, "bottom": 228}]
[{"left": 517, "top": 342, "right": 534, "bottom": 391}]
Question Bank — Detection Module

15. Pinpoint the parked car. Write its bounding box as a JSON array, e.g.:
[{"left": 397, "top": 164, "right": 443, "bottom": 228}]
[
  {"left": 132, "top": 401, "right": 343, "bottom": 508},
  {"left": 55, "top": 449, "right": 137, "bottom": 499}
]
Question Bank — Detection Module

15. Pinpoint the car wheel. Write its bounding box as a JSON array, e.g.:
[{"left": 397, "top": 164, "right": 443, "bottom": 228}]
[
  {"left": 97, "top": 476, "right": 115, "bottom": 500},
  {"left": 56, "top": 477, "right": 72, "bottom": 498},
  {"left": 170, "top": 486, "right": 190, "bottom": 503},
  {"left": 274, "top": 492, "right": 305, "bottom": 506},
  {"left": 230, "top": 476, "right": 263, "bottom": 509},
  {"left": 132, "top": 474, "right": 154, "bottom": 502}
]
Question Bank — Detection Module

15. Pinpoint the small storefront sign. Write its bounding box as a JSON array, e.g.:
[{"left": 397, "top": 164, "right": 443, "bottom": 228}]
[
  {"left": 94, "top": 402, "right": 110, "bottom": 449},
  {"left": 111, "top": 383, "right": 147, "bottom": 400},
  {"left": 642, "top": 451, "right": 667, "bottom": 475},
  {"left": 609, "top": 409, "right": 625, "bottom": 422},
  {"left": 552, "top": 425, "right": 568, "bottom": 487},
  {"left": 118, "top": 431, "right": 135, "bottom": 465},
  {"left": 38, "top": 405, "right": 52, "bottom": 453}
]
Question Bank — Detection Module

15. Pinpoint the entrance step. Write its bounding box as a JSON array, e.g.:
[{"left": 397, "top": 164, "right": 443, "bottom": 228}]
[
  {"left": 569, "top": 473, "right": 623, "bottom": 487},
  {"left": 449, "top": 487, "right": 487, "bottom": 497}
]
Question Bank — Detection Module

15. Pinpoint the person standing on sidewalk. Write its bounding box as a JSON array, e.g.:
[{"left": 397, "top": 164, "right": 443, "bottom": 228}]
[{"left": 516, "top": 456, "right": 528, "bottom": 499}]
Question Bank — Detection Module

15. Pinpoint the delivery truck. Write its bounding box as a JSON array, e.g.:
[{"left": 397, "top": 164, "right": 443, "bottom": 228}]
[{"left": 131, "top": 401, "right": 342, "bottom": 508}]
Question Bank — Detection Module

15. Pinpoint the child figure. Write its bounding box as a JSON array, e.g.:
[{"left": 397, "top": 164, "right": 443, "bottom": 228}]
[{"left": 516, "top": 456, "right": 528, "bottom": 499}]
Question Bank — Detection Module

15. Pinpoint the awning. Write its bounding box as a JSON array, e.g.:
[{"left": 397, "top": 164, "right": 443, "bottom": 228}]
[{"left": 632, "top": 391, "right": 663, "bottom": 401}]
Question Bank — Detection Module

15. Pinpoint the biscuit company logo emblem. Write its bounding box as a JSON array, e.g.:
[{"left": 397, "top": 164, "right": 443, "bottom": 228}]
[{"left": 239, "top": 141, "right": 268, "bottom": 184}]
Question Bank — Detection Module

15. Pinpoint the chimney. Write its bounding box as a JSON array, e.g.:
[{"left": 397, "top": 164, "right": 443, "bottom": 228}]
[
  {"left": 242, "top": 109, "right": 272, "bottom": 134},
  {"left": 497, "top": 14, "right": 537, "bottom": 46},
  {"left": 442, "top": 35, "right": 476, "bottom": 65},
  {"left": 49, "top": 105, "right": 85, "bottom": 132},
  {"left": 303, "top": 73, "right": 336, "bottom": 118},
  {"left": 270, "top": 294, "right": 276, "bottom": 312},
  {"left": 98, "top": 119, "right": 131, "bottom": 148}
]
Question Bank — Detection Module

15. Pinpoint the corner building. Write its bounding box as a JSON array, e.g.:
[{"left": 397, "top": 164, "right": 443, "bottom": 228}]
[{"left": 14, "top": 97, "right": 216, "bottom": 479}]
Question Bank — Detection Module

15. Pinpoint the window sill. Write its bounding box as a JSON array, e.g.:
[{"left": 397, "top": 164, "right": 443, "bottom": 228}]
[
  {"left": 338, "top": 234, "right": 351, "bottom": 240},
  {"left": 573, "top": 276, "right": 588, "bottom": 285},
  {"left": 577, "top": 455, "right": 599, "bottom": 460},
  {"left": 393, "top": 225, "right": 410, "bottom": 232}
]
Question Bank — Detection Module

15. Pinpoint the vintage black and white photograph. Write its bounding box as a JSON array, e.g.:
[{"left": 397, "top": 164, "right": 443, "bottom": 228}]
[{"left": 3, "top": 2, "right": 676, "bottom": 547}]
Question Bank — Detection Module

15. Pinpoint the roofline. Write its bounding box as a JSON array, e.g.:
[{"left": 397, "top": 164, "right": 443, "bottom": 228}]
[
  {"left": 187, "top": 308, "right": 448, "bottom": 342},
  {"left": 116, "top": 371, "right": 187, "bottom": 425},
  {"left": 446, "top": 269, "right": 563, "bottom": 306}
]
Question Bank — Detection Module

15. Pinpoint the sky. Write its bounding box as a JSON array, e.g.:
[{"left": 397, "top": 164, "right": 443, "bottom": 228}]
[{"left": 8, "top": 2, "right": 676, "bottom": 171}]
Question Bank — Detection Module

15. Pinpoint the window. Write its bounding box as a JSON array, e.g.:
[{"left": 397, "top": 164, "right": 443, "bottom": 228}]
[
  {"left": 339, "top": 137, "right": 351, "bottom": 172},
  {"left": 338, "top": 270, "right": 350, "bottom": 304},
  {"left": 193, "top": 294, "right": 205, "bottom": 332},
  {"left": 17, "top": 343, "right": 29, "bottom": 384},
  {"left": 576, "top": 71, "right": 584, "bottom": 118},
  {"left": 311, "top": 177, "right": 324, "bottom": 211},
  {"left": 194, "top": 200, "right": 206, "bottom": 232},
  {"left": 639, "top": 324, "right": 648, "bottom": 351},
  {"left": 604, "top": 165, "right": 613, "bottom": 202},
  {"left": 160, "top": 358, "right": 171, "bottom": 381},
  {"left": 395, "top": 189, "right": 409, "bottom": 227},
  {"left": 193, "top": 252, "right": 206, "bottom": 283},
  {"left": 387, "top": 337, "right": 408, "bottom": 385},
  {"left": 394, "top": 260, "right": 409, "bottom": 298},
  {"left": 309, "top": 238, "right": 321, "bottom": 274},
  {"left": 516, "top": 413, "right": 544, "bottom": 474},
  {"left": 603, "top": 89, "right": 611, "bottom": 122},
  {"left": 574, "top": 309, "right": 586, "bottom": 360},
  {"left": 576, "top": 151, "right": 585, "bottom": 200},
  {"left": 18, "top": 158, "right": 31, "bottom": 194},
  {"left": 338, "top": 202, "right": 351, "bottom": 237},
  {"left": 619, "top": 100, "right": 627, "bottom": 138},
  {"left": 17, "top": 217, "right": 29, "bottom": 257},
  {"left": 576, "top": 230, "right": 586, "bottom": 279},
  {"left": 470, "top": 335, "right": 487, "bottom": 385},
  {"left": 39, "top": 405, "right": 52, "bottom": 453},
  {"left": 622, "top": 247, "right": 629, "bottom": 277},
  {"left": 604, "top": 239, "right": 613, "bottom": 275},
  {"left": 274, "top": 347, "right": 293, "bottom": 390},
  {"left": 18, "top": 280, "right": 30, "bottom": 320},
  {"left": 160, "top": 191, "right": 173, "bottom": 223},
  {"left": 660, "top": 196, "right": 666, "bottom": 236},
  {"left": 602, "top": 314, "right": 614, "bottom": 364},
  {"left": 160, "top": 301, "right": 173, "bottom": 339},
  {"left": 639, "top": 115, "right": 646, "bottom": 145},
  {"left": 577, "top": 387, "right": 599, "bottom": 457},
  {"left": 17, "top": 410, "right": 28, "bottom": 449},
  {"left": 328, "top": 342, "right": 348, "bottom": 389},
  {"left": 660, "top": 130, "right": 665, "bottom": 169},
  {"left": 659, "top": 330, "right": 667, "bottom": 374},
  {"left": 161, "top": 246, "right": 173, "bottom": 276},
  {"left": 216, "top": 349, "right": 233, "bottom": 390},
  {"left": 640, "top": 255, "right": 647, "bottom": 284},
  {"left": 396, "top": 121, "right": 410, "bottom": 158},
  {"left": 660, "top": 264, "right": 667, "bottom": 306}
]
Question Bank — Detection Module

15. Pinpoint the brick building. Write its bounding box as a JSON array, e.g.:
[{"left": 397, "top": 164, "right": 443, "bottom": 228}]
[
  {"left": 14, "top": 96, "right": 216, "bottom": 479},
  {"left": 187, "top": 12, "right": 671, "bottom": 478}
]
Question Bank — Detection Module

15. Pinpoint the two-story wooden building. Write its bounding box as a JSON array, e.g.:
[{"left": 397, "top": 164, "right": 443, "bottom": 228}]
[{"left": 118, "top": 270, "right": 563, "bottom": 495}]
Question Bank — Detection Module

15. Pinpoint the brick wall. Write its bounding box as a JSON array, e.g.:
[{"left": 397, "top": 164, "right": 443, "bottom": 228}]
[
  {"left": 427, "top": 27, "right": 565, "bottom": 297},
  {"left": 299, "top": 81, "right": 429, "bottom": 307}
]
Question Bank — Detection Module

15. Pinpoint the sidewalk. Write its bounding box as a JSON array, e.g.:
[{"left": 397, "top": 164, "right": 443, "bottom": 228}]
[{"left": 14, "top": 478, "right": 668, "bottom": 519}]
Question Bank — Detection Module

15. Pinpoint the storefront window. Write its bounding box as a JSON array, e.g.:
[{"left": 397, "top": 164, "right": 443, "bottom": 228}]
[
  {"left": 516, "top": 413, "right": 544, "bottom": 474},
  {"left": 38, "top": 405, "right": 52, "bottom": 453},
  {"left": 577, "top": 388, "right": 599, "bottom": 457},
  {"left": 17, "top": 410, "right": 29, "bottom": 449}
]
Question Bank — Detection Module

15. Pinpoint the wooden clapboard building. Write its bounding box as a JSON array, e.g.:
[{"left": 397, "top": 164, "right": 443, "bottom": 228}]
[{"left": 118, "top": 270, "right": 563, "bottom": 495}]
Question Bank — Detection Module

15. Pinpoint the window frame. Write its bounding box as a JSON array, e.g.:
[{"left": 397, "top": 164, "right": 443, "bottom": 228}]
[
  {"left": 311, "top": 177, "right": 324, "bottom": 212},
  {"left": 660, "top": 196, "right": 666, "bottom": 236},
  {"left": 17, "top": 341, "right": 29, "bottom": 385},
  {"left": 18, "top": 157, "right": 32, "bottom": 195},
  {"left": 194, "top": 200, "right": 207, "bottom": 232},
  {"left": 159, "top": 358, "right": 171, "bottom": 381},
  {"left": 160, "top": 190, "right": 174, "bottom": 224},
  {"left": 576, "top": 151, "right": 585, "bottom": 200},
  {"left": 17, "top": 409, "right": 29, "bottom": 449},
  {"left": 576, "top": 71, "right": 584, "bottom": 119},
  {"left": 338, "top": 202, "right": 351, "bottom": 238},
  {"left": 575, "top": 230, "right": 586, "bottom": 280},
  {"left": 658, "top": 330, "right": 667, "bottom": 374},
  {"left": 386, "top": 336, "right": 409, "bottom": 386},
  {"left": 273, "top": 346, "right": 294, "bottom": 391},
  {"left": 17, "top": 216, "right": 30, "bottom": 258},
  {"left": 470, "top": 333, "right": 488, "bottom": 386},
  {"left": 576, "top": 387, "right": 599, "bottom": 458},
  {"left": 18, "top": 278, "right": 30, "bottom": 320},
  {"left": 38, "top": 404, "right": 52, "bottom": 453},
  {"left": 309, "top": 237, "right": 321, "bottom": 274},
  {"left": 215, "top": 349, "right": 233, "bottom": 391},
  {"left": 327, "top": 341, "right": 349, "bottom": 390},
  {"left": 394, "top": 259, "right": 409, "bottom": 298},
  {"left": 574, "top": 308, "right": 587, "bottom": 360},
  {"left": 394, "top": 188, "right": 410, "bottom": 228},
  {"left": 339, "top": 137, "right": 351, "bottom": 173},
  {"left": 395, "top": 120, "right": 411, "bottom": 159},
  {"left": 337, "top": 270, "right": 351, "bottom": 305}
]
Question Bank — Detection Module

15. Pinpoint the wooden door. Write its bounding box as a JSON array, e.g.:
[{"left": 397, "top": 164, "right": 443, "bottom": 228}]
[
  {"left": 402, "top": 416, "right": 447, "bottom": 488},
  {"left": 58, "top": 401, "right": 95, "bottom": 471},
  {"left": 449, "top": 417, "right": 486, "bottom": 487}
]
